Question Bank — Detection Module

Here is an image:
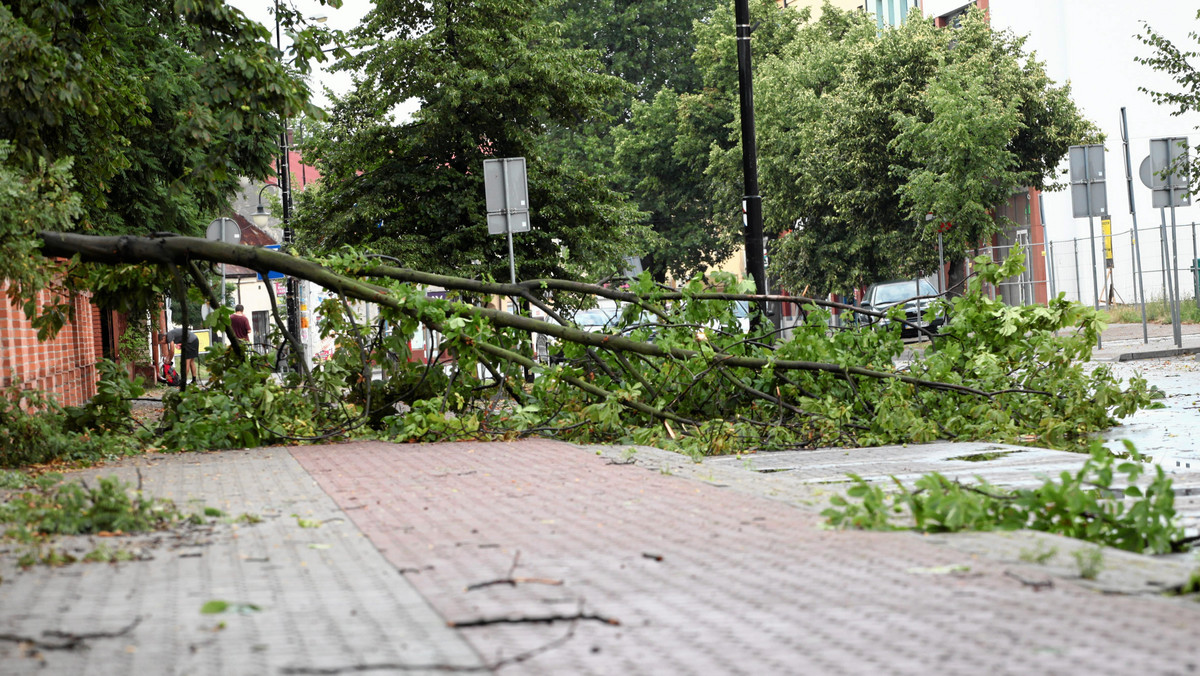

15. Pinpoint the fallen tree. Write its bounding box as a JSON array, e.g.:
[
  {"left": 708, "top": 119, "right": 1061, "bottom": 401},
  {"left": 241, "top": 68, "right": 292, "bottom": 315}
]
[{"left": 34, "top": 231, "right": 1153, "bottom": 456}]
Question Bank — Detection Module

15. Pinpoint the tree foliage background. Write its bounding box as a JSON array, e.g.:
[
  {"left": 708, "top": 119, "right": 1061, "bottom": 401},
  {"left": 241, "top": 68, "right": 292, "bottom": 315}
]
[
  {"left": 609, "top": 0, "right": 803, "bottom": 283},
  {"left": 1137, "top": 8, "right": 1200, "bottom": 193},
  {"left": 0, "top": 0, "right": 334, "bottom": 236},
  {"left": 292, "top": 0, "right": 653, "bottom": 283},
  {"left": 0, "top": 0, "right": 339, "bottom": 323},
  {"left": 749, "top": 5, "right": 1095, "bottom": 295}
]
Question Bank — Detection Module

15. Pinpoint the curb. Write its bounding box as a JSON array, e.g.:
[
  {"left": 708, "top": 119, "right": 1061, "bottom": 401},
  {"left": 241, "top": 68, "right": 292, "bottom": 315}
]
[{"left": 1115, "top": 347, "right": 1200, "bottom": 362}]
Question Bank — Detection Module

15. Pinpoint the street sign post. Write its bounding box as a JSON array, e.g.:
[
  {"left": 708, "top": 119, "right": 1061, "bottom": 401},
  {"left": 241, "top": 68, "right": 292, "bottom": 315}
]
[
  {"left": 1068, "top": 144, "right": 1106, "bottom": 346},
  {"left": 205, "top": 217, "right": 241, "bottom": 321},
  {"left": 1146, "top": 137, "right": 1191, "bottom": 346},
  {"left": 484, "top": 157, "right": 530, "bottom": 284}
]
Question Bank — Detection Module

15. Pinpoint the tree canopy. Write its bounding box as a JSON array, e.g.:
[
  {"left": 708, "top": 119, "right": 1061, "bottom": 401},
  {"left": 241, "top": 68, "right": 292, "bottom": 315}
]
[
  {"left": 292, "top": 0, "right": 653, "bottom": 282},
  {"left": 609, "top": 0, "right": 803, "bottom": 282},
  {"left": 547, "top": 0, "right": 718, "bottom": 107},
  {"left": 741, "top": 6, "right": 1095, "bottom": 295},
  {"left": 0, "top": 0, "right": 340, "bottom": 331},
  {"left": 0, "top": 0, "right": 337, "bottom": 237}
]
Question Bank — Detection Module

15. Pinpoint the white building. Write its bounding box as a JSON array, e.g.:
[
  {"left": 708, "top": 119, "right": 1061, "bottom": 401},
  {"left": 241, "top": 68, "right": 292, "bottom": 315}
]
[{"left": 922, "top": 0, "right": 1200, "bottom": 307}]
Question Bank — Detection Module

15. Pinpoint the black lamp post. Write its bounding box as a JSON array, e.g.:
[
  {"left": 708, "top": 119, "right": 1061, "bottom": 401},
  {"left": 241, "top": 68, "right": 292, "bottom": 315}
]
[
  {"left": 250, "top": 180, "right": 299, "bottom": 348},
  {"left": 734, "top": 0, "right": 768, "bottom": 330},
  {"left": 272, "top": 1, "right": 300, "bottom": 347}
]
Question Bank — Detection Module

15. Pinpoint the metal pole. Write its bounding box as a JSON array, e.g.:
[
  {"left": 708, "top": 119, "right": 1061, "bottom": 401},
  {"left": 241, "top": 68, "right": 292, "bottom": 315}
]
[
  {"left": 1158, "top": 207, "right": 1178, "bottom": 342},
  {"left": 502, "top": 161, "right": 516, "bottom": 284},
  {"left": 1130, "top": 231, "right": 1136, "bottom": 306},
  {"left": 915, "top": 278, "right": 922, "bottom": 334},
  {"left": 1047, "top": 240, "right": 1057, "bottom": 298},
  {"left": 1082, "top": 151, "right": 1102, "bottom": 348},
  {"left": 1120, "top": 108, "right": 1149, "bottom": 343},
  {"left": 1073, "top": 238, "right": 1080, "bottom": 304},
  {"left": 220, "top": 218, "right": 229, "bottom": 318},
  {"left": 275, "top": 1, "right": 300, "bottom": 362},
  {"left": 937, "top": 231, "right": 945, "bottom": 295},
  {"left": 1170, "top": 202, "right": 1183, "bottom": 346},
  {"left": 1185, "top": 219, "right": 1195, "bottom": 309},
  {"left": 734, "top": 0, "right": 767, "bottom": 330}
]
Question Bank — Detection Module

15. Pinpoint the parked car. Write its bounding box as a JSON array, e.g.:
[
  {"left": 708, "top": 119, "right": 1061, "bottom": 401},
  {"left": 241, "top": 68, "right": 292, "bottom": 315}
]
[
  {"left": 540, "top": 302, "right": 622, "bottom": 364},
  {"left": 856, "top": 279, "right": 944, "bottom": 337}
]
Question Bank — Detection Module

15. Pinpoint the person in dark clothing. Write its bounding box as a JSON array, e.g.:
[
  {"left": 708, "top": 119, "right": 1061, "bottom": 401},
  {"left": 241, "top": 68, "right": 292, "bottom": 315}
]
[
  {"left": 165, "top": 327, "right": 200, "bottom": 381},
  {"left": 231, "top": 304, "right": 251, "bottom": 342}
]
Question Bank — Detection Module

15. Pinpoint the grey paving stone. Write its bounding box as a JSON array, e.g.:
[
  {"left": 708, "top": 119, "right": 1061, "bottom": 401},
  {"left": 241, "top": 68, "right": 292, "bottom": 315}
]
[{"left": 0, "top": 449, "right": 482, "bottom": 675}]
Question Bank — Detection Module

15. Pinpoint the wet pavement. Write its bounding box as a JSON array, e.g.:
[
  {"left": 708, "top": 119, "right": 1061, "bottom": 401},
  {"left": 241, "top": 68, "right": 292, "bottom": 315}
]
[{"left": 1103, "top": 357, "right": 1200, "bottom": 468}]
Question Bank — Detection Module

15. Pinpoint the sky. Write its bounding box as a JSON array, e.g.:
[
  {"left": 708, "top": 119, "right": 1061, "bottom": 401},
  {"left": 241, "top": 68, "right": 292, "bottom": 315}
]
[{"left": 227, "top": 0, "right": 373, "bottom": 112}]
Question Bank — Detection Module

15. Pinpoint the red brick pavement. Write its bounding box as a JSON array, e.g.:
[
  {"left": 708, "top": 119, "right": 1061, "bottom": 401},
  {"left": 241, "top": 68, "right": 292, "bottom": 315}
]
[{"left": 292, "top": 440, "right": 1200, "bottom": 674}]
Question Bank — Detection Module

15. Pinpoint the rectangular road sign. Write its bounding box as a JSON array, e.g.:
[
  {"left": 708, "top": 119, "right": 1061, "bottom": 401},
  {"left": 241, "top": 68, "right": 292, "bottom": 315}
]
[
  {"left": 1149, "top": 137, "right": 1191, "bottom": 208},
  {"left": 1069, "top": 144, "right": 1108, "bottom": 218},
  {"left": 256, "top": 244, "right": 285, "bottom": 280},
  {"left": 484, "top": 157, "right": 531, "bottom": 235}
]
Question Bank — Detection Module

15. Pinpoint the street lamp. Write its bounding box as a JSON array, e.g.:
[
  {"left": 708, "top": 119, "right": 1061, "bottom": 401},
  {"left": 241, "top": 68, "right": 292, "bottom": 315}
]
[{"left": 251, "top": 183, "right": 279, "bottom": 228}]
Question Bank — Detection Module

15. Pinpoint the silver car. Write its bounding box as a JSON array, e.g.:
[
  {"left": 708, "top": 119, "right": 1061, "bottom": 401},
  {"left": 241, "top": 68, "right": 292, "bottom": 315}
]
[{"left": 857, "top": 279, "right": 943, "bottom": 337}]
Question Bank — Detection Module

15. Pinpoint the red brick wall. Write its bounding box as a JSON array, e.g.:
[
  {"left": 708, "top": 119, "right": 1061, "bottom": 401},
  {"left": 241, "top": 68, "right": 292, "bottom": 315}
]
[{"left": 0, "top": 285, "right": 99, "bottom": 407}]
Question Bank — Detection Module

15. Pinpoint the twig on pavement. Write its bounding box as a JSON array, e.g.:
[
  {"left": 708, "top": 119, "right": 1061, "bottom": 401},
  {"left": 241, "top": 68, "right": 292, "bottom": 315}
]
[{"left": 0, "top": 616, "right": 142, "bottom": 651}]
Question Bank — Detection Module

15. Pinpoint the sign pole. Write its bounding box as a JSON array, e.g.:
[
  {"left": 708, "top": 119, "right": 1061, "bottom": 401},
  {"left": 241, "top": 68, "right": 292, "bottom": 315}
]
[
  {"left": 1146, "top": 138, "right": 1191, "bottom": 345},
  {"left": 1082, "top": 150, "right": 1102, "bottom": 348},
  {"left": 503, "top": 161, "right": 516, "bottom": 284},
  {"left": 1073, "top": 238, "right": 1080, "bottom": 304},
  {"left": 937, "top": 231, "right": 945, "bottom": 295},
  {"left": 220, "top": 218, "right": 229, "bottom": 312},
  {"left": 1170, "top": 199, "right": 1183, "bottom": 347}
]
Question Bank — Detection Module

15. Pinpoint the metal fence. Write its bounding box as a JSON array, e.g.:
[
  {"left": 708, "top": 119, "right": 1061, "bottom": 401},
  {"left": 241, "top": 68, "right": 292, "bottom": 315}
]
[
  {"left": 964, "top": 238, "right": 1053, "bottom": 308},
  {"left": 1044, "top": 220, "right": 1199, "bottom": 309}
]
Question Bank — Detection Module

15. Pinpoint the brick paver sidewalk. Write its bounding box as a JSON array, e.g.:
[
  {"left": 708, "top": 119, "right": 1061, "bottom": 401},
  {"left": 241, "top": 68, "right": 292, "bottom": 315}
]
[
  {"left": 294, "top": 440, "right": 1200, "bottom": 674},
  {"left": 0, "top": 448, "right": 482, "bottom": 675},
  {"left": 4, "top": 439, "right": 1200, "bottom": 674}
]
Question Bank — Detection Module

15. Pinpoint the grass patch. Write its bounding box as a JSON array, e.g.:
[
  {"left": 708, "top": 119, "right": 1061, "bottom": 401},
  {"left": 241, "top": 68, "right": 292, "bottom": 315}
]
[{"left": 1102, "top": 300, "right": 1200, "bottom": 325}]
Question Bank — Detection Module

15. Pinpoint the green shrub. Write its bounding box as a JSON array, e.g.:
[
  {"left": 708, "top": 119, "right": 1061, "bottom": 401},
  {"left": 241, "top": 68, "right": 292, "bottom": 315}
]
[
  {"left": 158, "top": 346, "right": 330, "bottom": 451},
  {"left": 0, "top": 385, "right": 111, "bottom": 468},
  {"left": 63, "top": 359, "right": 144, "bottom": 434},
  {"left": 0, "top": 475, "right": 182, "bottom": 540}
]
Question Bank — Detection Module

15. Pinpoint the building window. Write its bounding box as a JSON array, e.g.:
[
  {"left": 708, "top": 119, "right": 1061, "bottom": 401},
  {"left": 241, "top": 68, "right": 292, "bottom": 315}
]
[{"left": 944, "top": 6, "right": 971, "bottom": 28}]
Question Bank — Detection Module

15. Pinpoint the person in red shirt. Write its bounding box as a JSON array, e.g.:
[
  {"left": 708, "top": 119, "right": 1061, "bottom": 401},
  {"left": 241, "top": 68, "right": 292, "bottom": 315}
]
[{"left": 231, "top": 304, "right": 251, "bottom": 344}]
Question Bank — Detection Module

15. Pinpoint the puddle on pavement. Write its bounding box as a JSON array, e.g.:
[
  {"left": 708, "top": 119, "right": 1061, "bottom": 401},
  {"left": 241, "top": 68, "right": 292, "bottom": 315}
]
[{"left": 947, "top": 450, "right": 1017, "bottom": 462}]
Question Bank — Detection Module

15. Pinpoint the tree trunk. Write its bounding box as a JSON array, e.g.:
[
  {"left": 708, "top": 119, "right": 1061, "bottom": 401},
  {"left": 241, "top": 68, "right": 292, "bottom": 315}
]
[{"left": 947, "top": 257, "right": 969, "bottom": 298}]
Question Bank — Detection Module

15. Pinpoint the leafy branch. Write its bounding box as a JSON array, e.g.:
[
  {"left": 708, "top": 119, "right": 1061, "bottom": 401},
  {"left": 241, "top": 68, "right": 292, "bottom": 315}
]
[{"left": 824, "top": 441, "right": 1184, "bottom": 554}]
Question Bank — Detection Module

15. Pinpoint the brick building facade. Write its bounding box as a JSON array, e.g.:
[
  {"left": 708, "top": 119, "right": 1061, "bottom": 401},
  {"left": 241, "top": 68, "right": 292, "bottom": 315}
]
[{"left": 0, "top": 287, "right": 100, "bottom": 407}]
